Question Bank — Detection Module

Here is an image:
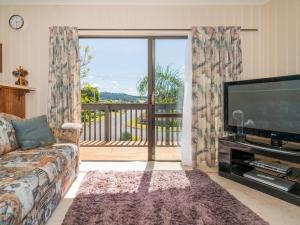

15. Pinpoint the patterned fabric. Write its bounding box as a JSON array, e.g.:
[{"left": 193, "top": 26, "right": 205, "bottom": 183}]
[
  {"left": 48, "top": 26, "right": 81, "bottom": 126},
  {"left": 50, "top": 123, "right": 82, "bottom": 146},
  {"left": 0, "top": 114, "right": 80, "bottom": 225},
  {"left": 0, "top": 113, "right": 21, "bottom": 121},
  {"left": 0, "top": 144, "right": 79, "bottom": 225},
  {"left": 191, "top": 26, "right": 242, "bottom": 167},
  {"left": 0, "top": 118, "right": 18, "bottom": 156}
]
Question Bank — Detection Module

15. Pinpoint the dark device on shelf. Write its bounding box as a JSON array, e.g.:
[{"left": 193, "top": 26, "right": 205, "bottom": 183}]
[
  {"left": 252, "top": 160, "right": 292, "bottom": 175},
  {"left": 224, "top": 74, "right": 300, "bottom": 146},
  {"left": 219, "top": 74, "right": 300, "bottom": 207},
  {"left": 243, "top": 170, "right": 295, "bottom": 192}
]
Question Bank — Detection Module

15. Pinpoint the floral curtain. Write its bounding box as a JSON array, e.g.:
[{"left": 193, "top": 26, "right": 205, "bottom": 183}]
[
  {"left": 48, "top": 26, "right": 80, "bottom": 126},
  {"left": 191, "top": 26, "right": 243, "bottom": 167}
]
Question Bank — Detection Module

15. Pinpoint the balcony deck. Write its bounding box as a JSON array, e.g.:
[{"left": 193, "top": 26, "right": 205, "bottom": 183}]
[
  {"left": 80, "top": 103, "right": 182, "bottom": 161},
  {"left": 80, "top": 141, "right": 181, "bottom": 161}
]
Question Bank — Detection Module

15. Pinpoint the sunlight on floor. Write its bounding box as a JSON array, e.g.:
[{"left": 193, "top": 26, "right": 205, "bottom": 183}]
[
  {"left": 47, "top": 161, "right": 184, "bottom": 225},
  {"left": 64, "top": 161, "right": 184, "bottom": 199},
  {"left": 47, "top": 161, "right": 300, "bottom": 225}
]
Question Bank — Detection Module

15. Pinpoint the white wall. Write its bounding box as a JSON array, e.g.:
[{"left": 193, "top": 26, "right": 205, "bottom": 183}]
[
  {"left": 0, "top": 0, "right": 299, "bottom": 117},
  {"left": 263, "top": 0, "right": 300, "bottom": 76}
]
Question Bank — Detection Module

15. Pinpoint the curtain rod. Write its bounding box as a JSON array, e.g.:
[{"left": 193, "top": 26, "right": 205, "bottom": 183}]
[{"left": 78, "top": 28, "right": 258, "bottom": 32}]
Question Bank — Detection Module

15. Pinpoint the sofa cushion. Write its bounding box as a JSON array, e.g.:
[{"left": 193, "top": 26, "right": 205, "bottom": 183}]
[
  {"left": 50, "top": 123, "right": 82, "bottom": 144},
  {"left": 0, "top": 143, "right": 78, "bottom": 224},
  {"left": 11, "top": 115, "right": 55, "bottom": 150},
  {"left": 0, "top": 113, "right": 21, "bottom": 121},
  {"left": 0, "top": 117, "right": 18, "bottom": 156}
]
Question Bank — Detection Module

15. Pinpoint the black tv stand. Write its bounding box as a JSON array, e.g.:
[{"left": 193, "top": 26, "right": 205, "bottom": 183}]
[
  {"left": 237, "top": 139, "right": 300, "bottom": 158},
  {"left": 270, "top": 133, "right": 283, "bottom": 147},
  {"left": 219, "top": 136, "right": 300, "bottom": 206}
]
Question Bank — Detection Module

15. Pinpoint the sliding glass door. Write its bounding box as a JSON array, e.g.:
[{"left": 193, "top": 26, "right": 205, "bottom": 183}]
[
  {"left": 80, "top": 38, "right": 149, "bottom": 161},
  {"left": 79, "top": 36, "right": 187, "bottom": 161},
  {"left": 148, "top": 37, "right": 187, "bottom": 161}
]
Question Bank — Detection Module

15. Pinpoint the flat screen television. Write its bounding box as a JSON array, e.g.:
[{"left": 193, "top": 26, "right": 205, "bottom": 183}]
[{"left": 224, "top": 74, "right": 300, "bottom": 145}]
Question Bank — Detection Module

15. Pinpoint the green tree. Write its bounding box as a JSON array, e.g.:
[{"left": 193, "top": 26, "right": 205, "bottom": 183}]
[
  {"left": 80, "top": 45, "right": 93, "bottom": 79},
  {"left": 137, "top": 65, "right": 183, "bottom": 104},
  {"left": 80, "top": 45, "right": 100, "bottom": 103},
  {"left": 81, "top": 83, "right": 100, "bottom": 103}
]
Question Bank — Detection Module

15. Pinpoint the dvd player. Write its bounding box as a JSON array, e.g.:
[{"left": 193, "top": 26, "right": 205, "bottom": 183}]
[
  {"left": 243, "top": 170, "right": 295, "bottom": 192},
  {"left": 252, "top": 160, "right": 292, "bottom": 175}
]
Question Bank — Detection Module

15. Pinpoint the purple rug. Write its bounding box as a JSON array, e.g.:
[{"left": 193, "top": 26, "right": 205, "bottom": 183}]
[{"left": 62, "top": 170, "right": 268, "bottom": 225}]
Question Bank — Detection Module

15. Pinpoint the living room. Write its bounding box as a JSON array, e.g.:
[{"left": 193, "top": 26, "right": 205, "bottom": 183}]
[{"left": 0, "top": 0, "right": 299, "bottom": 225}]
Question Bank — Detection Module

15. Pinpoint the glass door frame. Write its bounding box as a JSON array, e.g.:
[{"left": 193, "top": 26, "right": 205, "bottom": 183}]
[
  {"left": 79, "top": 35, "right": 188, "bottom": 161},
  {"left": 148, "top": 36, "right": 187, "bottom": 161}
]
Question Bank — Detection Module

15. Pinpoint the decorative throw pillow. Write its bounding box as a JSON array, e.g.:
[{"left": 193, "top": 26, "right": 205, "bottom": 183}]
[
  {"left": 0, "top": 117, "right": 19, "bottom": 155},
  {"left": 11, "top": 115, "right": 55, "bottom": 150}
]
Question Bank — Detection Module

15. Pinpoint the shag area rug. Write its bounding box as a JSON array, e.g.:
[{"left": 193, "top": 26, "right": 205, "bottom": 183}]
[{"left": 62, "top": 170, "right": 268, "bottom": 225}]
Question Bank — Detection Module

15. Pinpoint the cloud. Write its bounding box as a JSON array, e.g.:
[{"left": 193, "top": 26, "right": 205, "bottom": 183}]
[
  {"left": 91, "top": 83, "right": 100, "bottom": 88},
  {"left": 87, "top": 75, "right": 95, "bottom": 79},
  {"left": 111, "top": 80, "right": 120, "bottom": 90}
]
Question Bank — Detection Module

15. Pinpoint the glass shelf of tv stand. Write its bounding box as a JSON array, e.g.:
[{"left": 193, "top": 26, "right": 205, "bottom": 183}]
[
  {"left": 243, "top": 138, "right": 300, "bottom": 152},
  {"left": 222, "top": 135, "right": 300, "bottom": 160},
  {"left": 231, "top": 164, "right": 300, "bottom": 198},
  {"left": 230, "top": 146, "right": 300, "bottom": 191},
  {"left": 232, "top": 162, "right": 300, "bottom": 181},
  {"left": 231, "top": 158, "right": 300, "bottom": 191}
]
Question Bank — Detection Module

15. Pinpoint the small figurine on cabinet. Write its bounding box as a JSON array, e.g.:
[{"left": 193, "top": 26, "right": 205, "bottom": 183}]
[{"left": 12, "top": 66, "right": 29, "bottom": 86}]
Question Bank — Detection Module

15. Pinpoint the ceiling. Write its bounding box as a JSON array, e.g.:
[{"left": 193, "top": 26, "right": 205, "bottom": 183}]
[{"left": 0, "top": 0, "right": 270, "bottom": 6}]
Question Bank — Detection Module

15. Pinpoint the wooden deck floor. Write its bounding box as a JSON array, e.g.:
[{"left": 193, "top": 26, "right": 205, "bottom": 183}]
[{"left": 80, "top": 141, "right": 181, "bottom": 161}]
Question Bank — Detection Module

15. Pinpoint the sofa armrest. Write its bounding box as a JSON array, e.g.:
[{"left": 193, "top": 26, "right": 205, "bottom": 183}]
[{"left": 51, "top": 123, "right": 82, "bottom": 145}]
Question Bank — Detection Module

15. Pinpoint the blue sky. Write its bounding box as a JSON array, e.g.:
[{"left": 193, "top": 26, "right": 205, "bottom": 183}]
[{"left": 80, "top": 38, "right": 187, "bottom": 96}]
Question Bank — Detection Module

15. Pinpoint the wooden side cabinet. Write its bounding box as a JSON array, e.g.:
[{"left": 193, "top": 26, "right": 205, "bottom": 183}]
[{"left": 0, "top": 83, "right": 35, "bottom": 118}]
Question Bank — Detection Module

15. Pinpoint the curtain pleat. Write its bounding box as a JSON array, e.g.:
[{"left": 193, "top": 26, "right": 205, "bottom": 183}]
[
  {"left": 191, "top": 26, "right": 243, "bottom": 167},
  {"left": 48, "top": 26, "right": 80, "bottom": 126},
  {"left": 181, "top": 35, "right": 193, "bottom": 166}
]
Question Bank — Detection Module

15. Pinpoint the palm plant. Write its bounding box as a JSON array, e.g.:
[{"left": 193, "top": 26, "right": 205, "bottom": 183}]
[{"left": 137, "top": 65, "right": 183, "bottom": 104}]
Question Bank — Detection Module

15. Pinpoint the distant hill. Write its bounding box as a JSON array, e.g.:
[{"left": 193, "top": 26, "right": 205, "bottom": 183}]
[{"left": 100, "top": 92, "right": 144, "bottom": 102}]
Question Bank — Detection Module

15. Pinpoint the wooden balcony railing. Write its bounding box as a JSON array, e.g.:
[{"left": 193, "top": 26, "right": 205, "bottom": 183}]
[{"left": 81, "top": 103, "right": 182, "bottom": 146}]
